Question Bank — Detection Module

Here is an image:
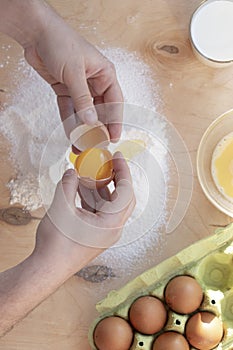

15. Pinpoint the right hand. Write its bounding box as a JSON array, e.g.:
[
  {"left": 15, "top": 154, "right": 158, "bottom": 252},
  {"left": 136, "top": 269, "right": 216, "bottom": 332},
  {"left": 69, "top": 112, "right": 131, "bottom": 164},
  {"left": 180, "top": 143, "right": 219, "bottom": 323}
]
[{"left": 33, "top": 152, "right": 135, "bottom": 275}]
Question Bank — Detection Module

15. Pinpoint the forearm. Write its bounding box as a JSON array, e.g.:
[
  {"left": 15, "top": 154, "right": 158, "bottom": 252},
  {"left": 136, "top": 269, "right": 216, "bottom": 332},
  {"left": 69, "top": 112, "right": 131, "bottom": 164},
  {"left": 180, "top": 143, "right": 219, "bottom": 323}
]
[
  {"left": 0, "top": 243, "right": 100, "bottom": 338},
  {"left": 0, "top": 0, "right": 53, "bottom": 47},
  {"left": 0, "top": 253, "right": 66, "bottom": 337}
]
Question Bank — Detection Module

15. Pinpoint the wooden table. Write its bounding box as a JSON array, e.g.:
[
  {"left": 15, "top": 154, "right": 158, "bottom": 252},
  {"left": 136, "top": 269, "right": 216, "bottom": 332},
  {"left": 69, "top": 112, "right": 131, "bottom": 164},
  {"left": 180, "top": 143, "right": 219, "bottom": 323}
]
[{"left": 0, "top": 0, "right": 232, "bottom": 349}]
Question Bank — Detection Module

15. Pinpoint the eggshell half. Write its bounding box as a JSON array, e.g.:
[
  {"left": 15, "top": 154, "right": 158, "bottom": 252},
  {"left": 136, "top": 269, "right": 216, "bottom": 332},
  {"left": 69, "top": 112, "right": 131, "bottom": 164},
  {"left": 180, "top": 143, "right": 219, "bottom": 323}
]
[
  {"left": 70, "top": 122, "right": 110, "bottom": 151},
  {"left": 185, "top": 312, "right": 223, "bottom": 350}
]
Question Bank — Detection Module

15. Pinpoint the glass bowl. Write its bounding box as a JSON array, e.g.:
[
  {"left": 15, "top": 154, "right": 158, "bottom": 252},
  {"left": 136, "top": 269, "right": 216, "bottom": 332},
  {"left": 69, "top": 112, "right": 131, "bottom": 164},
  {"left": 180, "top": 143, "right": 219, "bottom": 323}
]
[{"left": 197, "top": 109, "right": 233, "bottom": 217}]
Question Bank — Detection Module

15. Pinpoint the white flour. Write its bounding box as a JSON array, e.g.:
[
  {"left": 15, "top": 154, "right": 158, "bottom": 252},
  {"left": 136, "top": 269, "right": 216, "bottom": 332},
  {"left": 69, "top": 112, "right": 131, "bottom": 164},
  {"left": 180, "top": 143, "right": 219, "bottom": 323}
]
[
  {"left": 0, "top": 47, "right": 162, "bottom": 210},
  {"left": 0, "top": 47, "right": 168, "bottom": 277}
]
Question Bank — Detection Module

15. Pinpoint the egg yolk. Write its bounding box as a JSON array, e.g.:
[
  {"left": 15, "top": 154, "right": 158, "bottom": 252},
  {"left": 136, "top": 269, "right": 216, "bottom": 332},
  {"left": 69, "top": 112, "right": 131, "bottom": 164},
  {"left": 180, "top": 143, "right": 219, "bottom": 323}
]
[
  {"left": 75, "top": 148, "right": 113, "bottom": 180},
  {"left": 69, "top": 151, "right": 78, "bottom": 165},
  {"left": 212, "top": 132, "right": 233, "bottom": 200}
]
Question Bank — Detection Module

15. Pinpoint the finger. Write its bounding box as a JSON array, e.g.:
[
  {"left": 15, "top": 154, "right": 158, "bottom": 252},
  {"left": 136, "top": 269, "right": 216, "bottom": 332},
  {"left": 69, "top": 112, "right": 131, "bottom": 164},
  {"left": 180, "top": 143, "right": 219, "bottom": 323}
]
[
  {"left": 78, "top": 185, "right": 96, "bottom": 212},
  {"left": 78, "top": 184, "right": 111, "bottom": 212},
  {"left": 94, "top": 101, "right": 108, "bottom": 128},
  {"left": 88, "top": 61, "right": 123, "bottom": 142},
  {"left": 93, "top": 96, "right": 106, "bottom": 126},
  {"left": 97, "top": 152, "right": 134, "bottom": 216},
  {"left": 105, "top": 102, "right": 123, "bottom": 143},
  {"left": 61, "top": 169, "right": 79, "bottom": 205},
  {"left": 104, "top": 80, "right": 123, "bottom": 142},
  {"left": 65, "top": 69, "right": 98, "bottom": 125},
  {"left": 93, "top": 96, "right": 104, "bottom": 105},
  {"left": 98, "top": 186, "right": 111, "bottom": 201},
  {"left": 57, "top": 95, "right": 74, "bottom": 123},
  {"left": 93, "top": 84, "right": 123, "bottom": 142},
  {"left": 48, "top": 169, "right": 79, "bottom": 223},
  {"left": 94, "top": 186, "right": 111, "bottom": 212},
  {"left": 51, "top": 82, "right": 70, "bottom": 97},
  {"left": 112, "top": 151, "right": 132, "bottom": 190},
  {"left": 109, "top": 151, "right": 134, "bottom": 210},
  {"left": 57, "top": 95, "right": 77, "bottom": 138}
]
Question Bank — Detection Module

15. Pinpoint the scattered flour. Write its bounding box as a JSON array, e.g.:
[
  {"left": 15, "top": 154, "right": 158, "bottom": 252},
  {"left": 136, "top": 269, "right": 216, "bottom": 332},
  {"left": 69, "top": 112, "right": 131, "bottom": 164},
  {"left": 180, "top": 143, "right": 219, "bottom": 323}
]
[
  {"left": 101, "top": 47, "right": 160, "bottom": 112},
  {"left": 0, "top": 47, "right": 162, "bottom": 210},
  {"left": 0, "top": 47, "right": 168, "bottom": 278},
  {"left": 0, "top": 62, "right": 59, "bottom": 210},
  {"left": 0, "top": 44, "right": 13, "bottom": 69}
]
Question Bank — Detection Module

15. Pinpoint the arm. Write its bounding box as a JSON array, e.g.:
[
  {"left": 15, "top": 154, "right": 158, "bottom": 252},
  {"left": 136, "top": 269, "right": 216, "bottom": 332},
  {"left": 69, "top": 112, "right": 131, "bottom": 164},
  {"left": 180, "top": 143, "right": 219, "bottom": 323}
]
[
  {"left": 0, "top": 153, "right": 135, "bottom": 337},
  {"left": 0, "top": 237, "right": 100, "bottom": 337},
  {"left": 0, "top": 0, "right": 48, "bottom": 47},
  {"left": 0, "top": 0, "right": 123, "bottom": 140}
]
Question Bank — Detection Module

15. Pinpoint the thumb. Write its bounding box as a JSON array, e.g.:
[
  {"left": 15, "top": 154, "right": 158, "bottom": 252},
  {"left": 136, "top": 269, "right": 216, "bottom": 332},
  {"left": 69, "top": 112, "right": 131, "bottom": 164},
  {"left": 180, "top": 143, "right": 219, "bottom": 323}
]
[
  {"left": 68, "top": 73, "right": 98, "bottom": 125},
  {"left": 48, "top": 169, "right": 79, "bottom": 222},
  {"left": 61, "top": 169, "right": 79, "bottom": 205}
]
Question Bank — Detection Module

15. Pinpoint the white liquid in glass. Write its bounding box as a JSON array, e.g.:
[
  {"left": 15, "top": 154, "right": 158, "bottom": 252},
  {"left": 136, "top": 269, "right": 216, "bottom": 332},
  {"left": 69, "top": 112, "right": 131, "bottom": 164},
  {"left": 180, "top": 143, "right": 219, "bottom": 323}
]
[{"left": 191, "top": 0, "right": 233, "bottom": 61}]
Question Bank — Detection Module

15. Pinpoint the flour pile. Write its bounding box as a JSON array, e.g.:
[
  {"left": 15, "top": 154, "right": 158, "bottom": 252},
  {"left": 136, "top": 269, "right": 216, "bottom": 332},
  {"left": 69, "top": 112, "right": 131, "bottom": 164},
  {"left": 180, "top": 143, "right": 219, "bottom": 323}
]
[{"left": 0, "top": 47, "right": 168, "bottom": 278}]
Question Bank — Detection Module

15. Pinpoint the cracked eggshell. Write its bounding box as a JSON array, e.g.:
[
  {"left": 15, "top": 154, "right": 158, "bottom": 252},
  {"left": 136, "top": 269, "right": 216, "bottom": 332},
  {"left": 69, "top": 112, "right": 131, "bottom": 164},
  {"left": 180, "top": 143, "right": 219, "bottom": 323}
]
[
  {"left": 185, "top": 311, "right": 224, "bottom": 350},
  {"left": 70, "top": 121, "right": 110, "bottom": 152},
  {"left": 77, "top": 172, "right": 114, "bottom": 190}
]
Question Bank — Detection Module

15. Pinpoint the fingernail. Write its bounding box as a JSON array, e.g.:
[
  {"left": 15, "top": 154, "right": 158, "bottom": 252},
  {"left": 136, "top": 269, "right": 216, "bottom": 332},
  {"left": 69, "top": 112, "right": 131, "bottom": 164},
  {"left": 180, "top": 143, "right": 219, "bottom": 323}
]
[
  {"left": 83, "top": 108, "right": 98, "bottom": 125},
  {"left": 63, "top": 169, "right": 75, "bottom": 176},
  {"left": 111, "top": 137, "right": 120, "bottom": 143},
  {"left": 114, "top": 151, "right": 124, "bottom": 158}
]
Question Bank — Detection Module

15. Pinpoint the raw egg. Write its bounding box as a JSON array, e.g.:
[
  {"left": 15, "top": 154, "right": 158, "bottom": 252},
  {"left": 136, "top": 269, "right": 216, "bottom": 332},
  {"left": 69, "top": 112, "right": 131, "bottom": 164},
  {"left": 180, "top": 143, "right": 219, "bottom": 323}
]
[
  {"left": 152, "top": 331, "right": 190, "bottom": 350},
  {"left": 185, "top": 311, "right": 223, "bottom": 350},
  {"left": 74, "top": 148, "right": 113, "bottom": 189},
  {"left": 211, "top": 132, "right": 233, "bottom": 203},
  {"left": 129, "top": 296, "right": 167, "bottom": 334},
  {"left": 94, "top": 316, "right": 133, "bottom": 350},
  {"left": 115, "top": 139, "right": 146, "bottom": 160},
  {"left": 164, "top": 275, "right": 203, "bottom": 314},
  {"left": 69, "top": 151, "right": 78, "bottom": 165}
]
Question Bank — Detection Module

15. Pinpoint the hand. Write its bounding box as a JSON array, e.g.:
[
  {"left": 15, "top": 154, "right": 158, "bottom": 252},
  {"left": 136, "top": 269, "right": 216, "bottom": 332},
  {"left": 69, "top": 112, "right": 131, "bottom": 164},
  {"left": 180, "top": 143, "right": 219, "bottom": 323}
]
[
  {"left": 0, "top": 0, "right": 123, "bottom": 140},
  {"left": 23, "top": 5, "right": 123, "bottom": 142},
  {"left": 33, "top": 152, "right": 135, "bottom": 275}
]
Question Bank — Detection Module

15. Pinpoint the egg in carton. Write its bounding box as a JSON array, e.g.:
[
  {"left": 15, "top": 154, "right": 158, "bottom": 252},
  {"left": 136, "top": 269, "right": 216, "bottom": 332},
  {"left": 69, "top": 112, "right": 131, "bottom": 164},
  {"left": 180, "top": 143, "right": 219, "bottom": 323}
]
[{"left": 89, "top": 223, "right": 233, "bottom": 350}]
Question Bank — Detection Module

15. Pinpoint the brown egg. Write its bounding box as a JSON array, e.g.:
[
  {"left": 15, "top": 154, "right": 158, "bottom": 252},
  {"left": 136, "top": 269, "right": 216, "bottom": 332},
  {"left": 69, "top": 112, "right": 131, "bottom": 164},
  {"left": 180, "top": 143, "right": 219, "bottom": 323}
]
[
  {"left": 164, "top": 275, "right": 203, "bottom": 314},
  {"left": 94, "top": 316, "right": 133, "bottom": 350},
  {"left": 185, "top": 312, "right": 223, "bottom": 350},
  {"left": 129, "top": 296, "right": 167, "bottom": 335},
  {"left": 153, "top": 331, "right": 190, "bottom": 350}
]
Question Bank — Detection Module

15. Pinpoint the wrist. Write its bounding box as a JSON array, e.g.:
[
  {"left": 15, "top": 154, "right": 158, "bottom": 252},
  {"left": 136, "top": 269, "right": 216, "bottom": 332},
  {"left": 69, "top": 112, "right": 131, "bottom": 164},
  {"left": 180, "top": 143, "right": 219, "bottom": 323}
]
[
  {"left": 0, "top": 0, "right": 53, "bottom": 48},
  {"left": 32, "top": 228, "right": 104, "bottom": 279},
  {"left": 31, "top": 246, "right": 102, "bottom": 281}
]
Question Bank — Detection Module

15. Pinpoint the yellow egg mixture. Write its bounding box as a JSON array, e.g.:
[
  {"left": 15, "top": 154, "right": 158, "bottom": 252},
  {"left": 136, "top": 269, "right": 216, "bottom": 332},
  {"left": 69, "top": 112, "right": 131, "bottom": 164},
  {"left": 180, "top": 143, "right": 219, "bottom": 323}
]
[{"left": 211, "top": 132, "right": 233, "bottom": 202}]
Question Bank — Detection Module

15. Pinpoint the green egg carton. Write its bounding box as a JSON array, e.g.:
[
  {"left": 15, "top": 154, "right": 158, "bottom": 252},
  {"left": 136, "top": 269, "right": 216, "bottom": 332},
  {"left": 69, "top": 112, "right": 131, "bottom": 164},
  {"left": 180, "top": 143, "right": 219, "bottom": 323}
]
[{"left": 89, "top": 223, "right": 233, "bottom": 350}]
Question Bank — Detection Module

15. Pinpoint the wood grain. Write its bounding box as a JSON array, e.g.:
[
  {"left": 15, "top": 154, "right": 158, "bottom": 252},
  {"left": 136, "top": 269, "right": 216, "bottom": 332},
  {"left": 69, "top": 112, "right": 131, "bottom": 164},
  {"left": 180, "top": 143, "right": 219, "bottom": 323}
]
[{"left": 0, "top": 0, "right": 232, "bottom": 349}]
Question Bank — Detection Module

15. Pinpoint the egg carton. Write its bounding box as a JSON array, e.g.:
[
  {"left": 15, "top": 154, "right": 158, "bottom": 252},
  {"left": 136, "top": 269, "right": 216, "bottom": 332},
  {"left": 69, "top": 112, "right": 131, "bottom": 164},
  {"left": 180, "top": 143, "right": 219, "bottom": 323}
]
[{"left": 89, "top": 223, "right": 233, "bottom": 350}]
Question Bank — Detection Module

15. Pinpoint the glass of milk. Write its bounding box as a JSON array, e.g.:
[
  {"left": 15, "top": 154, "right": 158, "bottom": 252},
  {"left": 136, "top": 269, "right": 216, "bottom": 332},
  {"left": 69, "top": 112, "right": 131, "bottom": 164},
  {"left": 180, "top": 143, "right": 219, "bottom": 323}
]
[{"left": 190, "top": 0, "right": 233, "bottom": 67}]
